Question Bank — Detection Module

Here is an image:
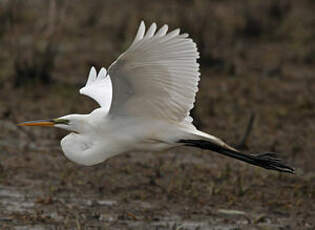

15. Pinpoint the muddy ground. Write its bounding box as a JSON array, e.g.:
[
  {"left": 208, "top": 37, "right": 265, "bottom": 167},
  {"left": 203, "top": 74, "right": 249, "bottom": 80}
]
[{"left": 0, "top": 0, "right": 314, "bottom": 229}]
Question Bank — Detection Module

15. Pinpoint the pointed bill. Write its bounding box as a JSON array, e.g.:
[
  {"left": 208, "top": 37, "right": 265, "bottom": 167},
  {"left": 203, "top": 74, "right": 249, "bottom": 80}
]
[{"left": 17, "top": 120, "right": 55, "bottom": 127}]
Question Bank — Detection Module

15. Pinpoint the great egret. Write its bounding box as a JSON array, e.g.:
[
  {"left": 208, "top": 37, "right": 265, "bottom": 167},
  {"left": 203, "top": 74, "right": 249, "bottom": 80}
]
[{"left": 18, "top": 21, "right": 294, "bottom": 173}]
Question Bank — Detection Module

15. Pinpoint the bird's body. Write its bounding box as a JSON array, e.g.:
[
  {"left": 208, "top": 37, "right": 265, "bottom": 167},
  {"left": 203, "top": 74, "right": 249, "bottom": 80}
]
[
  {"left": 19, "top": 21, "right": 294, "bottom": 173},
  {"left": 59, "top": 107, "right": 219, "bottom": 166}
]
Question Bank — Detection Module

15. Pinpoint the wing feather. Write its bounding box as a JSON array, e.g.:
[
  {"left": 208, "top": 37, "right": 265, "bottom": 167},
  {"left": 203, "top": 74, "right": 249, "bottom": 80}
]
[
  {"left": 108, "top": 22, "right": 200, "bottom": 122},
  {"left": 144, "top": 23, "right": 157, "bottom": 39},
  {"left": 86, "top": 66, "right": 97, "bottom": 85},
  {"left": 155, "top": 24, "right": 168, "bottom": 37},
  {"left": 79, "top": 67, "right": 112, "bottom": 111},
  {"left": 130, "top": 21, "right": 145, "bottom": 47}
]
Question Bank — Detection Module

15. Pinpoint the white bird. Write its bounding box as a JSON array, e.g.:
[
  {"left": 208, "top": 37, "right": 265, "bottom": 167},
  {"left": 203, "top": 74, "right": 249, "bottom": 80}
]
[{"left": 18, "top": 21, "right": 293, "bottom": 173}]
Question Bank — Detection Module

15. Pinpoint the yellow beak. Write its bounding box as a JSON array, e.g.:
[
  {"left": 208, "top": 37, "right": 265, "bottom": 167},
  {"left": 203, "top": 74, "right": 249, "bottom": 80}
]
[{"left": 17, "top": 120, "right": 55, "bottom": 127}]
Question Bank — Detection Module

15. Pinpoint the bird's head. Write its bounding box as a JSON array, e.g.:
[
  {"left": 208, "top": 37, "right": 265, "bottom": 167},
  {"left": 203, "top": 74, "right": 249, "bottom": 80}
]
[{"left": 18, "top": 114, "right": 88, "bottom": 133}]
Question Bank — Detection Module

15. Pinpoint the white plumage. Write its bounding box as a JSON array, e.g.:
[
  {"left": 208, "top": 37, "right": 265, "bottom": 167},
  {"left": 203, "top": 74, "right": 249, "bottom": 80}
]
[
  {"left": 19, "top": 21, "right": 294, "bottom": 174},
  {"left": 80, "top": 67, "right": 112, "bottom": 111},
  {"left": 82, "top": 21, "right": 200, "bottom": 122}
]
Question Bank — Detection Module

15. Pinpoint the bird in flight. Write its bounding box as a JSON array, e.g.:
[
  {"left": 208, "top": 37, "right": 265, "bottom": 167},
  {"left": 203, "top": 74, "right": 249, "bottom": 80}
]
[{"left": 19, "top": 21, "right": 294, "bottom": 173}]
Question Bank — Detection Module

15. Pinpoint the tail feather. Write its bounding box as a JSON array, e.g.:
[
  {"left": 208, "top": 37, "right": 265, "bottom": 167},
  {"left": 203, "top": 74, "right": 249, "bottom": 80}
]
[{"left": 179, "top": 139, "right": 294, "bottom": 174}]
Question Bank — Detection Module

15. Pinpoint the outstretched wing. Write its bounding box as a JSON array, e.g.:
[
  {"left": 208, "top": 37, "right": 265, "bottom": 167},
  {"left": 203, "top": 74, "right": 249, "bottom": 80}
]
[
  {"left": 108, "top": 21, "right": 200, "bottom": 122},
  {"left": 79, "top": 66, "right": 112, "bottom": 111}
]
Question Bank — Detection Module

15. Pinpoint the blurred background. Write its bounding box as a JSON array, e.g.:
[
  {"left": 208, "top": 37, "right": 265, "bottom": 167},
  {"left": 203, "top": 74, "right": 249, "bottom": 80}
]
[{"left": 0, "top": 0, "right": 314, "bottom": 229}]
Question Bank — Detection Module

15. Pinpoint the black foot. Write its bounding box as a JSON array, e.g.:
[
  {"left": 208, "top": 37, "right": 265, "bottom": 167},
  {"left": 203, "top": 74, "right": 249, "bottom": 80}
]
[{"left": 253, "top": 152, "right": 295, "bottom": 174}]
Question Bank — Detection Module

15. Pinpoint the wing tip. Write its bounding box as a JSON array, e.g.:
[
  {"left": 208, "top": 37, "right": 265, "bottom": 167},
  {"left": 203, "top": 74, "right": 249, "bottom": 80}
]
[
  {"left": 86, "top": 66, "right": 97, "bottom": 85},
  {"left": 86, "top": 66, "right": 108, "bottom": 86},
  {"left": 144, "top": 22, "right": 157, "bottom": 39},
  {"left": 90, "top": 66, "right": 97, "bottom": 74},
  {"left": 98, "top": 67, "right": 107, "bottom": 79}
]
